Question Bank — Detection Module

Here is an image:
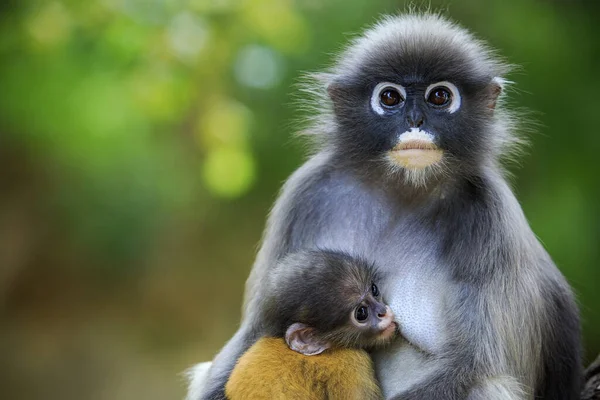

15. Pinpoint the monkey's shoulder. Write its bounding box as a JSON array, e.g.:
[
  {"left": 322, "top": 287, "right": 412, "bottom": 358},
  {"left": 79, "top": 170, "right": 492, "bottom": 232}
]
[
  {"left": 283, "top": 153, "right": 372, "bottom": 201},
  {"left": 225, "top": 337, "right": 382, "bottom": 400},
  {"left": 269, "top": 153, "right": 389, "bottom": 253},
  {"left": 283, "top": 154, "right": 390, "bottom": 222}
]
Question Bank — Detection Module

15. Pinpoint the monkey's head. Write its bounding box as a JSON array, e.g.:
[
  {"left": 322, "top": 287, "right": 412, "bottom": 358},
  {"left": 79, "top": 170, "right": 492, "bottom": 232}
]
[
  {"left": 313, "top": 14, "right": 516, "bottom": 187},
  {"left": 272, "top": 251, "right": 397, "bottom": 356}
]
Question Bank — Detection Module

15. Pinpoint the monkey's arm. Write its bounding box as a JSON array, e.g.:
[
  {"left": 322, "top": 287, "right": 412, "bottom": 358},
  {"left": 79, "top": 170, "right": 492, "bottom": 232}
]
[
  {"left": 198, "top": 324, "right": 260, "bottom": 400},
  {"left": 194, "top": 154, "right": 337, "bottom": 400},
  {"left": 389, "top": 269, "right": 579, "bottom": 400},
  {"left": 185, "top": 362, "right": 212, "bottom": 400},
  {"left": 226, "top": 337, "right": 382, "bottom": 400},
  {"left": 531, "top": 274, "right": 582, "bottom": 400},
  {"left": 389, "top": 176, "right": 581, "bottom": 400}
]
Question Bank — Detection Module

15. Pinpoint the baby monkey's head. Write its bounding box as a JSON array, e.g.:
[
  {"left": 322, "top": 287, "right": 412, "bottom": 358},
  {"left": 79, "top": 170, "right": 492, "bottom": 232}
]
[{"left": 269, "top": 250, "right": 397, "bottom": 356}]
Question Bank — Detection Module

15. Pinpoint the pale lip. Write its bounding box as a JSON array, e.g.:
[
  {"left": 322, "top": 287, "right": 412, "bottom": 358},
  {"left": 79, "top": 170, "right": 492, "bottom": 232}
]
[
  {"left": 377, "top": 306, "right": 397, "bottom": 340},
  {"left": 379, "top": 321, "right": 398, "bottom": 339},
  {"left": 389, "top": 139, "right": 443, "bottom": 169},
  {"left": 393, "top": 139, "right": 439, "bottom": 151}
]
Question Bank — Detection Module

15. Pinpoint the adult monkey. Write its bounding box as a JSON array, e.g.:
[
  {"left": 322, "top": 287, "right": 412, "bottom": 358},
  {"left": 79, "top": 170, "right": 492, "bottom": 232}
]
[{"left": 188, "top": 13, "right": 581, "bottom": 400}]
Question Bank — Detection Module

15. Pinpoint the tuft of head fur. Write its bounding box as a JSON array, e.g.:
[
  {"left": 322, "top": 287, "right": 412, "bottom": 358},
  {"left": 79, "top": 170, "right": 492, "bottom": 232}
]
[{"left": 297, "top": 12, "right": 528, "bottom": 188}]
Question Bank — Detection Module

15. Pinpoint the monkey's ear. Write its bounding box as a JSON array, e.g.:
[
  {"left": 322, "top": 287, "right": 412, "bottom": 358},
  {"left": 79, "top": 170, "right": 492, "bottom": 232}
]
[
  {"left": 487, "top": 77, "right": 504, "bottom": 111},
  {"left": 326, "top": 80, "right": 350, "bottom": 104},
  {"left": 285, "top": 323, "right": 331, "bottom": 356},
  {"left": 327, "top": 81, "right": 342, "bottom": 100}
]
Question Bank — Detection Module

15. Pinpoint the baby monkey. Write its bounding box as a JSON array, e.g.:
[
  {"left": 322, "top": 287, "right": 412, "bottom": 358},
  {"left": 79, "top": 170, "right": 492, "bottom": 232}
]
[{"left": 225, "top": 250, "right": 396, "bottom": 400}]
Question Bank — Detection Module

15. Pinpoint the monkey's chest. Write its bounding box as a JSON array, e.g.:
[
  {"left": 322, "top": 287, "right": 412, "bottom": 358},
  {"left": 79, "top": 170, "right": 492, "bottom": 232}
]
[
  {"left": 369, "top": 252, "right": 451, "bottom": 397},
  {"left": 300, "top": 174, "right": 450, "bottom": 352},
  {"left": 384, "top": 267, "right": 449, "bottom": 354},
  {"left": 387, "top": 276, "right": 446, "bottom": 354}
]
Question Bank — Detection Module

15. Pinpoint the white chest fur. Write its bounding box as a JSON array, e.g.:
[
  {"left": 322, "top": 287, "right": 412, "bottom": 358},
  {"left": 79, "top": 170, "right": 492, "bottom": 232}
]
[
  {"left": 385, "top": 264, "right": 449, "bottom": 354},
  {"left": 369, "top": 229, "right": 451, "bottom": 353},
  {"left": 370, "top": 248, "right": 451, "bottom": 397},
  {"left": 318, "top": 210, "right": 450, "bottom": 354}
]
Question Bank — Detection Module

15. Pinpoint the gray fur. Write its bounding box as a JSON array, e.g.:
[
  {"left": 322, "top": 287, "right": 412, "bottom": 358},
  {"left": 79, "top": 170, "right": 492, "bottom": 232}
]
[
  {"left": 191, "top": 12, "right": 581, "bottom": 400},
  {"left": 262, "top": 250, "right": 392, "bottom": 350}
]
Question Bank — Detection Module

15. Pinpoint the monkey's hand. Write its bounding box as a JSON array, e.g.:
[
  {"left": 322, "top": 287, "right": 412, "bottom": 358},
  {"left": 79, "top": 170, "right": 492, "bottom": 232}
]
[
  {"left": 185, "top": 362, "right": 212, "bottom": 400},
  {"left": 225, "top": 337, "right": 382, "bottom": 400}
]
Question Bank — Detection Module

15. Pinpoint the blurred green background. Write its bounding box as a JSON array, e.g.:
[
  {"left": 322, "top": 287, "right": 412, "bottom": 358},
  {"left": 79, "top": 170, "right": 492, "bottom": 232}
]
[{"left": 0, "top": 0, "right": 598, "bottom": 399}]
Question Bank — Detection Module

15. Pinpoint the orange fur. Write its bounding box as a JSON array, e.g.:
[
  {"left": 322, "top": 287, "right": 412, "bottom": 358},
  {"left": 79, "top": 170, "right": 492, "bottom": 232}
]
[{"left": 225, "top": 337, "right": 382, "bottom": 400}]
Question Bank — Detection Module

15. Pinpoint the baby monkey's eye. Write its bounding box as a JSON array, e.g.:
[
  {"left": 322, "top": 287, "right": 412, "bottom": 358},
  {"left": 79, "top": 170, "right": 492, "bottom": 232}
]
[
  {"left": 380, "top": 88, "right": 404, "bottom": 107},
  {"left": 355, "top": 305, "right": 369, "bottom": 322},
  {"left": 371, "top": 283, "right": 380, "bottom": 297}
]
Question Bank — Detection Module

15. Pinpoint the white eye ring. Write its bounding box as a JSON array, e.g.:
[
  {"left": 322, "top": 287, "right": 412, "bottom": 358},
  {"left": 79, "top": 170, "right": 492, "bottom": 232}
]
[
  {"left": 370, "top": 82, "right": 406, "bottom": 115},
  {"left": 350, "top": 306, "right": 370, "bottom": 326},
  {"left": 424, "top": 81, "right": 461, "bottom": 113}
]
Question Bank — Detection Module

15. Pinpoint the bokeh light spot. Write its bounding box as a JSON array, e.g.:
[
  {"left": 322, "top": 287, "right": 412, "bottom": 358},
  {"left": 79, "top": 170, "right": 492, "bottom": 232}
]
[
  {"left": 130, "top": 65, "right": 192, "bottom": 122},
  {"left": 243, "top": 0, "right": 311, "bottom": 55},
  {"left": 167, "top": 12, "right": 209, "bottom": 63},
  {"left": 202, "top": 148, "right": 256, "bottom": 198},
  {"left": 27, "top": 2, "right": 72, "bottom": 48},
  {"left": 234, "top": 45, "right": 284, "bottom": 90},
  {"left": 198, "top": 99, "right": 252, "bottom": 149}
]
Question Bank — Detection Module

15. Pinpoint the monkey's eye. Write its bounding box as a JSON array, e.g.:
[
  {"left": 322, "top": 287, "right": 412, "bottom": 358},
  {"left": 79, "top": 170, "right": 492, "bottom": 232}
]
[
  {"left": 355, "top": 305, "right": 369, "bottom": 322},
  {"left": 380, "top": 88, "right": 403, "bottom": 108},
  {"left": 371, "top": 82, "right": 406, "bottom": 115},
  {"left": 424, "top": 81, "right": 461, "bottom": 113},
  {"left": 371, "top": 283, "right": 380, "bottom": 297},
  {"left": 427, "top": 87, "right": 451, "bottom": 107}
]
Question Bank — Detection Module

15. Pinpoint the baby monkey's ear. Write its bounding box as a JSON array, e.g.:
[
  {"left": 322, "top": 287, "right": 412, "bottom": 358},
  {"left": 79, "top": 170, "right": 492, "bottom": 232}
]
[{"left": 285, "top": 323, "right": 331, "bottom": 356}]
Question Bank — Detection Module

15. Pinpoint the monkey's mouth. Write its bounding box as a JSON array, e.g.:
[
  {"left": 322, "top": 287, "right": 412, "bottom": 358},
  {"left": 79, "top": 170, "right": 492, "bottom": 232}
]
[
  {"left": 379, "top": 321, "right": 398, "bottom": 340},
  {"left": 394, "top": 140, "right": 438, "bottom": 151},
  {"left": 389, "top": 139, "right": 443, "bottom": 169}
]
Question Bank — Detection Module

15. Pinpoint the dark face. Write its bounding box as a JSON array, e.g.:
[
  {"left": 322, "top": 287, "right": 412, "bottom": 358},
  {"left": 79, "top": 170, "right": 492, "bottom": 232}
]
[{"left": 327, "top": 45, "right": 503, "bottom": 186}]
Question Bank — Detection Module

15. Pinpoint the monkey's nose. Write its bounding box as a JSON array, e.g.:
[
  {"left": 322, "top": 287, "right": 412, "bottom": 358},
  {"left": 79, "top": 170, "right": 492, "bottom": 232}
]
[
  {"left": 377, "top": 305, "right": 393, "bottom": 319},
  {"left": 406, "top": 110, "right": 424, "bottom": 128},
  {"left": 376, "top": 306, "right": 396, "bottom": 334}
]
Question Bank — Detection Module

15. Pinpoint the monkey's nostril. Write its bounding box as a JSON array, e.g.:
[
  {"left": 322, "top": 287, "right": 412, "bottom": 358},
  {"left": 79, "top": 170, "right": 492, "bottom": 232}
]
[
  {"left": 406, "top": 115, "right": 424, "bottom": 128},
  {"left": 378, "top": 305, "right": 393, "bottom": 320}
]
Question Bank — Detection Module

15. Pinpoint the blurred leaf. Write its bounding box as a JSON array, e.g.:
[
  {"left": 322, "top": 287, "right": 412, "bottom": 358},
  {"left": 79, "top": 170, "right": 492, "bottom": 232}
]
[
  {"left": 197, "top": 98, "right": 252, "bottom": 149},
  {"left": 242, "top": 0, "right": 311, "bottom": 55},
  {"left": 202, "top": 147, "right": 256, "bottom": 198}
]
